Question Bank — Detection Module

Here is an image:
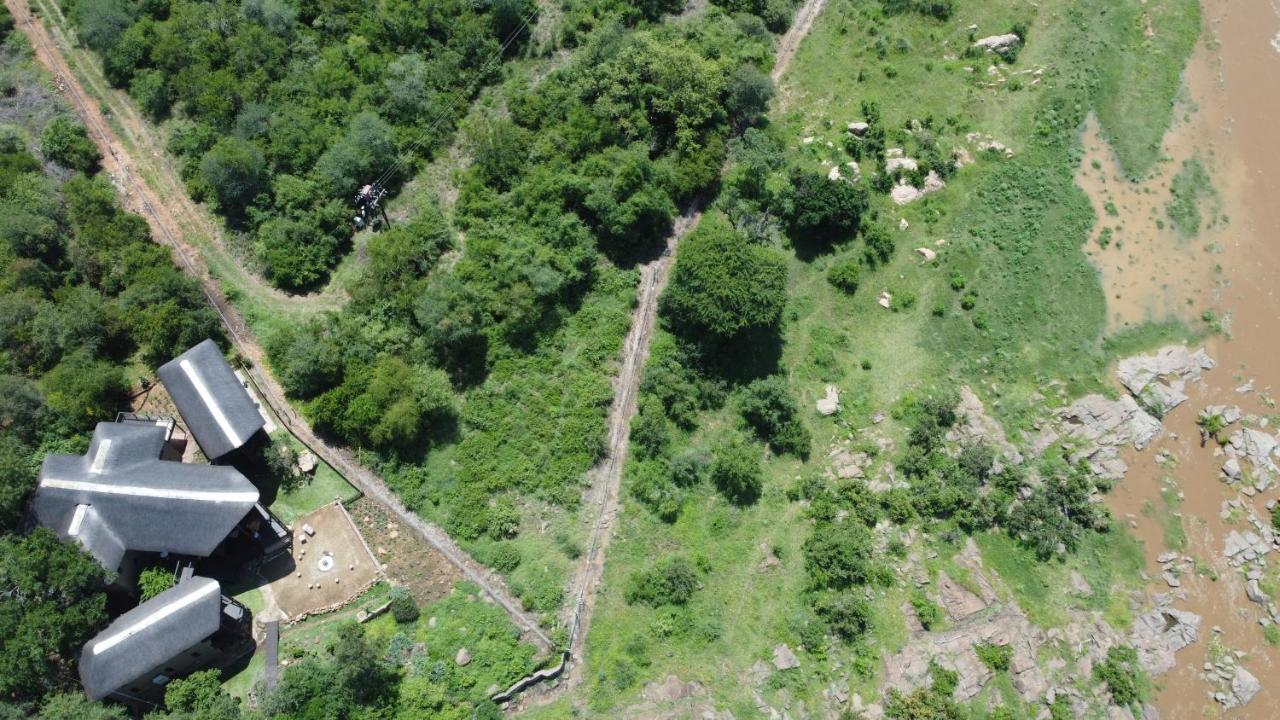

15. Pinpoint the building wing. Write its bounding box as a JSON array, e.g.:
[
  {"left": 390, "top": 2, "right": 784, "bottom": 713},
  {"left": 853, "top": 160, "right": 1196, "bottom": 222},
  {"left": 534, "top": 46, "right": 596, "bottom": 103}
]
[
  {"left": 157, "top": 339, "right": 265, "bottom": 460},
  {"left": 32, "top": 423, "right": 259, "bottom": 572},
  {"left": 78, "top": 577, "right": 224, "bottom": 700}
]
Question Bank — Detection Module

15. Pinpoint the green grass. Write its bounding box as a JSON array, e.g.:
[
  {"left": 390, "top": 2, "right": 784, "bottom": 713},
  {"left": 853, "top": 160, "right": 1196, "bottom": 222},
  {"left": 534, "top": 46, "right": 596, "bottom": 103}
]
[
  {"left": 975, "top": 525, "right": 1144, "bottom": 629},
  {"left": 1166, "top": 157, "right": 1216, "bottom": 236}
]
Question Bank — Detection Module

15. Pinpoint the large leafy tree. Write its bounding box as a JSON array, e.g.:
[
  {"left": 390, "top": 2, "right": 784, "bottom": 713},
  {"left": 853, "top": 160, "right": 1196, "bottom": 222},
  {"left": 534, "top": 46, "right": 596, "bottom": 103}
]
[
  {"left": 661, "top": 212, "right": 787, "bottom": 342},
  {"left": 0, "top": 530, "right": 109, "bottom": 700}
]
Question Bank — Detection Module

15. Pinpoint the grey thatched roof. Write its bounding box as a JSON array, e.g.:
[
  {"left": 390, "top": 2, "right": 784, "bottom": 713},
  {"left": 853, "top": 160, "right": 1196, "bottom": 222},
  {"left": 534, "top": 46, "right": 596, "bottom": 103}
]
[
  {"left": 78, "top": 576, "right": 223, "bottom": 700},
  {"left": 157, "top": 339, "right": 265, "bottom": 460},
  {"left": 32, "top": 423, "right": 259, "bottom": 572}
]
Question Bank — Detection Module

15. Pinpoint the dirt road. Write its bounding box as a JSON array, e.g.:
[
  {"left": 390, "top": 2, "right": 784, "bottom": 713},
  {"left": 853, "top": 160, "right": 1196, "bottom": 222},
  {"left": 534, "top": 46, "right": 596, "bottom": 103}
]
[
  {"left": 7, "top": 0, "right": 553, "bottom": 653},
  {"left": 554, "top": 0, "right": 827, "bottom": 693},
  {"left": 772, "top": 0, "right": 827, "bottom": 81}
]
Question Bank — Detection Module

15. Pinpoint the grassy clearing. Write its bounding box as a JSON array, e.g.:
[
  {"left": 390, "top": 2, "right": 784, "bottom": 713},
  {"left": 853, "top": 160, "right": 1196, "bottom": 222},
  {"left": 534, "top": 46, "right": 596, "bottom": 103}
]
[{"left": 976, "top": 526, "right": 1145, "bottom": 630}]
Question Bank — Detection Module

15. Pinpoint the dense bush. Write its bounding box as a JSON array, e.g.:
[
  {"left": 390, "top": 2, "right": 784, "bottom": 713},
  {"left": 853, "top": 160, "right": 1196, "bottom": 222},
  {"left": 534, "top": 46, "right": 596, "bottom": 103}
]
[
  {"left": 39, "top": 117, "right": 97, "bottom": 173},
  {"left": 709, "top": 434, "right": 764, "bottom": 505},
  {"left": 975, "top": 642, "right": 1013, "bottom": 672},
  {"left": 662, "top": 213, "right": 788, "bottom": 343},
  {"left": 624, "top": 556, "right": 700, "bottom": 606},
  {"left": 738, "top": 375, "right": 810, "bottom": 458},
  {"left": 802, "top": 519, "right": 882, "bottom": 590},
  {"left": 1094, "top": 645, "right": 1142, "bottom": 706},
  {"left": 65, "top": 0, "right": 539, "bottom": 288},
  {"left": 388, "top": 586, "right": 420, "bottom": 624},
  {"left": 137, "top": 566, "right": 174, "bottom": 601}
]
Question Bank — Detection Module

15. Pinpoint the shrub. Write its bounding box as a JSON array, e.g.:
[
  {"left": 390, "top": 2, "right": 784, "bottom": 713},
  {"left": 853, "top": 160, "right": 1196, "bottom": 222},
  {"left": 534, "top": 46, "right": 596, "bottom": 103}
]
[
  {"left": 631, "top": 396, "right": 671, "bottom": 459},
  {"left": 710, "top": 435, "right": 764, "bottom": 505},
  {"left": 827, "top": 258, "right": 862, "bottom": 295},
  {"left": 624, "top": 556, "right": 699, "bottom": 607},
  {"left": 137, "top": 566, "right": 174, "bottom": 601},
  {"left": 910, "top": 591, "right": 943, "bottom": 631},
  {"left": 388, "top": 586, "right": 420, "bottom": 624},
  {"left": 975, "top": 642, "right": 1012, "bottom": 672},
  {"left": 862, "top": 224, "right": 895, "bottom": 267},
  {"left": 39, "top": 117, "right": 97, "bottom": 173},
  {"left": 738, "top": 375, "right": 810, "bottom": 458},
  {"left": 483, "top": 542, "right": 522, "bottom": 573},
  {"left": 1094, "top": 645, "right": 1142, "bottom": 706}
]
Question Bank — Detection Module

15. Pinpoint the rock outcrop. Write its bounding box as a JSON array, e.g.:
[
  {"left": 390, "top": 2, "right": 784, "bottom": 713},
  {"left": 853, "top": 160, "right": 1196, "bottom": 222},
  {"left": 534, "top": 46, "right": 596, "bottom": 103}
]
[{"left": 1115, "top": 346, "right": 1214, "bottom": 416}]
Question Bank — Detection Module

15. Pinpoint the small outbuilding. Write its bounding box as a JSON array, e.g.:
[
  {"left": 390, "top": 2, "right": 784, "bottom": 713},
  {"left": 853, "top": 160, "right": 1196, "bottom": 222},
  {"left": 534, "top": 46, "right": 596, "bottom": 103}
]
[{"left": 157, "top": 339, "right": 265, "bottom": 460}]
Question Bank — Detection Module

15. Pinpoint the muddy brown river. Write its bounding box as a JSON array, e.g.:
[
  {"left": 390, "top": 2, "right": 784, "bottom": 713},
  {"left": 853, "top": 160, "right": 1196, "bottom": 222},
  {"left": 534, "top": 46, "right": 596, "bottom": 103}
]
[{"left": 1087, "top": 0, "right": 1280, "bottom": 716}]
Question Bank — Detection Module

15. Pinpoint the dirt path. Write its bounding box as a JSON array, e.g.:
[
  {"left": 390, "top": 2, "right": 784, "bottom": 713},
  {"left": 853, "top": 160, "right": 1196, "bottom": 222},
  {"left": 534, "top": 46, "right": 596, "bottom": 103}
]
[
  {"left": 772, "top": 0, "right": 826, "bottom": 81},
  {"left": 19, "top": 0, "right": 344, "bottom": 317},
  {"left": 553, "top": 0, "right": 828, "bottom": 695},
  {"left": 8, "top": 0, "right": 553, "bottom": 654}
]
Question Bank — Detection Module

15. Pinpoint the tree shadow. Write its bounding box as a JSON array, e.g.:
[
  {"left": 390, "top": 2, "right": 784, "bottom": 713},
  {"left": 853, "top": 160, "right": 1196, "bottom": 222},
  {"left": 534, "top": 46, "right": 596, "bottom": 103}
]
[{"left": 689, "top": 324, "right": 784, "bottom": 386}]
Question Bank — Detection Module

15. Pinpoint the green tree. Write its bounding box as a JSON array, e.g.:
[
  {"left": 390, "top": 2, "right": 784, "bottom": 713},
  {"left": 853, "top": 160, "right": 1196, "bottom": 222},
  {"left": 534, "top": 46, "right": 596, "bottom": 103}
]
[
  {"left": 784, "top": 171, "right": 868, "bottom": 243},
  {"left": 724, "top": 64, "right": 773, "bottom": 126},
  {"left": 802, "top": 520, "right": 879, "bottom": 590},
  {"left": 158, "top": 670, "right": 242, "bottom": 720},
  {"left": 254, "top": 217, "right": 340, "bottom": 291},
  {"left": 199, "top": 137, "right": 267, "bottom": 215},
  {"left": 661, "top": 213, "right": 787, "bottom": 342},
  {"left": 39, "top": 352, "right": 127, "bottom": 425},
  {"left": 39, "top": 117, "right": 98, "bottom": 173},
  {"left": 0, "top": 436, "right": 35, "bottom": 533},
  {"left": 137, "top": 566, "right": 174, "bottom": 601},
  {"left": 709, "top": 434, "right": 764, "bottom": 505},
  {"left": 0, "top": 529, "right": 110, "bottom": 700},
  {"left": 36, "top": 693, "right": 126, "bottom": 720},
  {"left": 314, "top": 111, "right": 396, "bottom": 198},
  {"left": 70, "top": 0, "right": 134, "bottom": 53}
]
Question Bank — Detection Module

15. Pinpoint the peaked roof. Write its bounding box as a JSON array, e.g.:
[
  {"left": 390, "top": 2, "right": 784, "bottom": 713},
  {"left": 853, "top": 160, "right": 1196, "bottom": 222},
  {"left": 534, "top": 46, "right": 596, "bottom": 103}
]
[
  {"left": 32, "top": 423, "right": 259, "bottom": 572},
  {"left": 78, "top": 576, "right": 224, "bottom": 700},
  {"left": 157, "top": 339, "right": 265, "bottom": 460}
]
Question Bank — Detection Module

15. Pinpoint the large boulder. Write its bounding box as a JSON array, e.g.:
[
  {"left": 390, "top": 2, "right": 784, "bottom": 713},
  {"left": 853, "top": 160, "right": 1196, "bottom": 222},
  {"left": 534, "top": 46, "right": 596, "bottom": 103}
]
[{"left": 974, "top": 33, "right": 1021, "bottom": 54}]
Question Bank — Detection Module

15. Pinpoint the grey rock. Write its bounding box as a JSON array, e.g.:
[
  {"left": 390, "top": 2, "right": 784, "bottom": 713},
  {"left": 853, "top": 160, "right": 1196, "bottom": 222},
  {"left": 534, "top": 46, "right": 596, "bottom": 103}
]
[
  {"left": 973, "top": 33, "right": 1021, "bottom": 54},
  {"left": 455, "top": 647, "right": 471, "bottom": 666},
  {"left": 773, "top": 644, "right": 800, "bottom": 671},
  {"left": 1228, "top": 667, "right": 1261, "bottom": 707},
  {"left": 1246, "top": 579, "right": 1267, "bottom": 604}
]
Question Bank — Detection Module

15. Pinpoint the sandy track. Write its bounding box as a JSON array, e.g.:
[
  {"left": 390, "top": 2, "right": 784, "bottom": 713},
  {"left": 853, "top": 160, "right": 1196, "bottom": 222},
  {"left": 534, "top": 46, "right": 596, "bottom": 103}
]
[
  {"left": 7, "top": 0, "right": 553, "bottom": 653},
  {"left": 773, "top": 0, "right": 827, "bottom": 82}
]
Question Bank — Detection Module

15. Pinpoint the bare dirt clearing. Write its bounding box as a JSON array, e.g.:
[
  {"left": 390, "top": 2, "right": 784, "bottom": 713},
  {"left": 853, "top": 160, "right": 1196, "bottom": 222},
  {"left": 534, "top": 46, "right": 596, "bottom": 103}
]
[{"left": 266, "top": 503, "right": 381, "bottom": 621}]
